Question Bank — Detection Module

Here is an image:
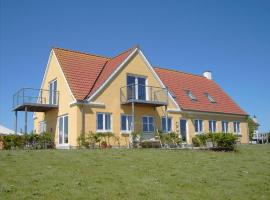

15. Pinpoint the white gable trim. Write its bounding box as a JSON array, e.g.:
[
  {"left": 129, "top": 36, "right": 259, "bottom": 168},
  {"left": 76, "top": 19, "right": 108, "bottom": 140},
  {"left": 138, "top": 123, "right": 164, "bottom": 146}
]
[
  {"left": 52, "top": 50, "right": 76, "bottom": 101},
  {"left": 40, "top": 50, "right": 53, "bottom": 90},
  {"left": 87, "top": 48, "right": 138, "bottom": 101},
  {"left": 138, "top": 50, "right": 181, "bottom": 110}
]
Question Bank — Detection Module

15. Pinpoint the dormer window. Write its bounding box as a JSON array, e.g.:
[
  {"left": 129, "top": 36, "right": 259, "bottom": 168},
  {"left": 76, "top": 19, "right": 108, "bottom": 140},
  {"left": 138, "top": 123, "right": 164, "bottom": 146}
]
[
  {"left": 205, "top": 93, "right": 216, "bottom": 103},
  {"left": 185, "top": 90, "right": 197, "bottom": 101}
]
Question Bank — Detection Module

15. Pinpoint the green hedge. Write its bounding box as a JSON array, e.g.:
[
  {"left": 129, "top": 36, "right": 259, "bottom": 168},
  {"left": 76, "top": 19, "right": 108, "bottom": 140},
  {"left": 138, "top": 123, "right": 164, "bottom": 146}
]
[
  {"left": 192, "top": 133, "right": 238, "bottom": 151},
  {"left": 0, "top": 133, "right": 55, "bottom": 150}
]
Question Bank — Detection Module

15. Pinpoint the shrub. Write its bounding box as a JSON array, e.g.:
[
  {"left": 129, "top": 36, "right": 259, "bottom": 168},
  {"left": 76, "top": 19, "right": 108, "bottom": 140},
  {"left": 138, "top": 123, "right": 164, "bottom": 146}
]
[
  {"left": 192, "top": 133, "right": 238, "bottom": 151},
  {"left": 141, "top": 141, "right": 152, "bottom": 148}
]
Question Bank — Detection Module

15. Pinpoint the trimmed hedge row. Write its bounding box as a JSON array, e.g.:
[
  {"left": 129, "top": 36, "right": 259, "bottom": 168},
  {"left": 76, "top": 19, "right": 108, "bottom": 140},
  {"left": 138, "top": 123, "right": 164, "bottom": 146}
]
[
  {"left": 192, "top": 133, "right": 238, "bottom": 151},
  {"left": 0, "top": 133, "right": 55, "bottom": 150}
]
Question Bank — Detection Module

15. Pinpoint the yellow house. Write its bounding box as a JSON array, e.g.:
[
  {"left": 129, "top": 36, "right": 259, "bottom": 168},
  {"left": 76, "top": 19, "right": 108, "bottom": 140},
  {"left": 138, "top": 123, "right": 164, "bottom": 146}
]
[{"left": 12, "top": 46, "right": 249, "bottom": 148}]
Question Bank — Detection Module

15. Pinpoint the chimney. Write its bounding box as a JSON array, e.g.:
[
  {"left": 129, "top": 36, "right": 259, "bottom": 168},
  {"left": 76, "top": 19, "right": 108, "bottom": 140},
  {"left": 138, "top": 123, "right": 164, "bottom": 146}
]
[{"left": 203, "top": 71, "right": 212, "bottom": 80}]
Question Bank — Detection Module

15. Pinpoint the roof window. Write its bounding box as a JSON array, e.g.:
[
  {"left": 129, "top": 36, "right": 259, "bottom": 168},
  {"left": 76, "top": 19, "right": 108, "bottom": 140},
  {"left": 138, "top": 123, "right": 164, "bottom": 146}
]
[
  {"left": 205, "top": 93, "right": 216, "bottom": 103},
  {"left": 185, "top": 90, "right": 197, "bottom": 101}
]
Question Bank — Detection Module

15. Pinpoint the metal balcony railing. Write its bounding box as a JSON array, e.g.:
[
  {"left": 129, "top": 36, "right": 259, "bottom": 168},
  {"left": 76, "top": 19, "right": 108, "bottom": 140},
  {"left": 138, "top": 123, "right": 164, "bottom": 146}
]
[
  {"left": 120, "top": 84, "right": 168, "bottom": 106},
  {"left": 12, "top": 88, "right": 59, "bottom": 110}
]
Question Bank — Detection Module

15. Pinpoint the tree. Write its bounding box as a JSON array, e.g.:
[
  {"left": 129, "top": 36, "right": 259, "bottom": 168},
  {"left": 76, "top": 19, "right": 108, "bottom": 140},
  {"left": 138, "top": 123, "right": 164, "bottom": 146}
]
[{"left": 247, "top": 117, "right": 259, "bottom": 141}]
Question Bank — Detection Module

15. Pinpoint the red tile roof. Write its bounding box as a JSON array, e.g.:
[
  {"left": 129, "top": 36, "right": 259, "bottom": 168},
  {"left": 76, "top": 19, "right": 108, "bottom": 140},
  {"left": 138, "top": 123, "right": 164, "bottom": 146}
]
[
  {"left": 154, "top": 67, "right": 247, "bottom": 115},
  {"left": 53, "top": 47, "right": 136, "bottom": 100},
  {"left": 52, "top": 46, "right": 247, "bottom": 116}
]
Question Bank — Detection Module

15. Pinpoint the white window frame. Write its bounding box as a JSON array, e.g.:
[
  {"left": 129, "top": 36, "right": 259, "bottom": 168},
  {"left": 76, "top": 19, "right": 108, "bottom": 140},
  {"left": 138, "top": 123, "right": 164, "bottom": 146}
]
[
  {"left": 194, "top": 119, "right": 203, "bottom": 134},
  {"left": 222, "top": 121, "right": 229, "bottom": 133},
  {"left": 161, "top": 116, "right": 172, "bottom": 132},
  {"left": 233, "top": 121, "right": 241, "bottom": 134},
  {"left": 127, "top": 74, "right": 148, "bottom": 100},
  {"left": 39, "top": 121, "right": 47, "bottom": 133},
  {"left": 121, "top": 114, "right": 133, "bottom": 134},
  {"left": 96, "top": 112, "right": 112, "bottom": 132},
  {"left": 142, "top": 115, "right": 155, "bottom": 133},
  {"left": 209, "top": 120, "right": 217, "bottom": 133},
  {"left": 58, "top": 115, "right": 68, "bottom": 145},
  {"left": 49, "top": 79, "right": 57, "bottom": 105}
]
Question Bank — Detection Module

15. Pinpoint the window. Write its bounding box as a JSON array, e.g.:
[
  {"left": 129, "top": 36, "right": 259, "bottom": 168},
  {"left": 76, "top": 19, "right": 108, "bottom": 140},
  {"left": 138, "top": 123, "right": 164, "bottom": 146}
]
[
  {"left": 208, "top": 120, "right": 216, "bottom": 133},
  {"left": 142, "top": 116, "right": 154, "bottom": 133},
  {"left": 49, "top": 79, "right": 57, "bottom": 105},
  {"left": 39, "top": 121, "right": 46, "bottom": 133},
  {"left": 97, "top": 113, "right": 112, "bottom": 132},
  {"left": 58, "top": 115, "right": 68, "bottom": 144},
  {"left": 222, "top": 121, "right": 229, "bottom": 133},
  {"left": 127, "top": 75, "right": 146, "bottom": 100},
  {"left": 161, "top": 117, "right": 172, "bottom": 132},
  {"left": 205, "top": 93, "right": 216, "bottom": 103},
  {"left": 185, "top": 90, "right": 197, "bottom": 101},
  {"left": 194, "top": 119, "right": 203, "bottom": 134},
  {"left": 121, "top": 114, "right": 133, "bottom": 133},
  {"left": 233, "top": 122, "right": 240, "bottom": 134}
]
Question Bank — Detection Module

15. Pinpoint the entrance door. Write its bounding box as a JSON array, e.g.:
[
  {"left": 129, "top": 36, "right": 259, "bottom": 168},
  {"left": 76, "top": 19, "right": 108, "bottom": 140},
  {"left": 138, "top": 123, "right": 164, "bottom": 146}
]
[{"left": 180, "top": 119, "right": 187, "bottom": 142}]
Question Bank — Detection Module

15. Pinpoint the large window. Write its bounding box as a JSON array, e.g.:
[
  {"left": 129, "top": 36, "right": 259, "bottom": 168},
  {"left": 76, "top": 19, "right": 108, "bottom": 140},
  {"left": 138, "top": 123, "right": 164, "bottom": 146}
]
[
  {"left": 209, "top": 120, "right": 216, "bottom": 133},
  {"left": 121, "top": 114, "right": 133, "bottom": 133},
  {"left": 97, "top": 113, "right": 111, "bottom": 132},
  {"left": 194, "top": 119, "right": 203, "bottom": 134},
  {"left": 49, "top": 79, "right": 57, "bottom": 105},
  {"left": 161, "top": 117, "right": 172, "bottom": 132},
  {"left": 233, "top": 122, "right": 240, "bottom": 134},
  {"left": 39, "top": 121, "right": 46, "bottom": 133},
  {"left": 142, "top": 116, "right": 154, "bottom": 133},
  {"left": 127, "top": 75, "right": 146, "bottom": 101},
  {"left": 222, "top": 121, "right": 229, "bottom": 133},
  {"left": 59, "top": 115, "right": 68, "bottom": 144}
]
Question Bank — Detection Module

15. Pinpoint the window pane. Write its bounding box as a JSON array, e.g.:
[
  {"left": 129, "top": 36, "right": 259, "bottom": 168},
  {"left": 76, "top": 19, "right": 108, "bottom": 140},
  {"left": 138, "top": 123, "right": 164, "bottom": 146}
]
[
  {"left": 213, "top": 121, "right": 216, "bottom": 132},
  {"left": 143, "top": 123, "right": 148, "bottom": 132},
  {"left": 195, "top": 120, "right": 198, "bottom": 132},
  {"left": 97, "top": 114, "right": 103, "bottom": 130},
  {"left": 105, "top": 114, "right": 111, "bottom": 130},
  {"left": 121, "top": 115, "right": 126, "bottom": 131},
  {"left": 59, "top": 117, "right": 63, "bottom": 144},
  {"left": 64, "top": 116, "right": 68, "bottom": 143},
  {"left": 127, "top": 76, "right": 136, "bottom": 100},
  {"left": 168, "top": 118, "right": 172, "bottom": 131},
  {"left": 53, "top": 81, "right": 57, "bottom": 104},
  {"left": 127, "top": 116, "right": 132, "bottom": 131},
  {"left": 199, "top": 120, "right": 203, "bottom": 132},
  {"left": 138, "top": 77, "right": 146, "bottom": 100},
  {"left": 209, "top": 121, "right": 212, "bottom": 133},
  {"left": 142, "top": 117, "right": 148, "bottom": 124},
  {"left": 162, "top": 118, "right": 166, "bottom": 132},
  {"left": 49, "top": 82, "right": 53, "bottom": 104}
]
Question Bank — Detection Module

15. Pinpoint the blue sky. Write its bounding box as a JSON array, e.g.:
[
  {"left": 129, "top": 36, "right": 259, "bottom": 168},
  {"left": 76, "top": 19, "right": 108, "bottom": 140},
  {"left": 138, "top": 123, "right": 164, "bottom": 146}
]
[{"left": 0, "top": 0, "right": 269, "bottom": 132}]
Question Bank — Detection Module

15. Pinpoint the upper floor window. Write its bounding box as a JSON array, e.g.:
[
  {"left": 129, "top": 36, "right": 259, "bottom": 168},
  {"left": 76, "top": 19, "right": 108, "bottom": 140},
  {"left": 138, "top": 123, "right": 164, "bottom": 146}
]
[
  {"left": 127, "top": 75, "right": 146, "bottom": 101},
  {"left": 233, "top": 122, "right": 241, "bottom": 134},
  {"left": 194, "top": 119, "right": 203, "bottom": 134},
  {"left": 222, "top": 121, "right": 229, "bottom": 133},
  {"left": 161, "top": 117, "right": 172, "bottom": 132},
  {"left": 205, "top": 93, "right": 216, "bottom": 103},
  {"left": 209, "top": 120, "right": 216, "bottom": 133},
  {"left": 142, "top": 116, "right": 154, "bottom": 133},
  {"left": 121, "top": 114, "right": 133, "bottom": 133},
  {"left": 49, "top": 79, "right": 57, "bottom": 105},
  {"left": 97, "top": 113, "right": 111, "bottom": 132},
  {"left": 185, "top": 90, "right": 197, "bottom": 101}
]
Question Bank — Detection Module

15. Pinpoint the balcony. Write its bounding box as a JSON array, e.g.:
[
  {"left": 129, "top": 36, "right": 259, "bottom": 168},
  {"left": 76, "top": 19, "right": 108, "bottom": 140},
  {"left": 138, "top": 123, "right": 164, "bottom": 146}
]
[
  {"left": 120, "top": 84, "right": 168, "bottom": 107},
  {"left": 12, "top": 88, "right": 59, "bottom": 112}
]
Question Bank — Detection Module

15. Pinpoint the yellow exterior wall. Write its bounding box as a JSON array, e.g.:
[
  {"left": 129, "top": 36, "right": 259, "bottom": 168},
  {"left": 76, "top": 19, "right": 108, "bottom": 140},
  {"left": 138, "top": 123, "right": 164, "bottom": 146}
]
[
  {"left": 34, "top": 50, "right": 249, "bottom": 148},
  {"left": 33, "top": 52, "right": 80, "bottom": 147}
]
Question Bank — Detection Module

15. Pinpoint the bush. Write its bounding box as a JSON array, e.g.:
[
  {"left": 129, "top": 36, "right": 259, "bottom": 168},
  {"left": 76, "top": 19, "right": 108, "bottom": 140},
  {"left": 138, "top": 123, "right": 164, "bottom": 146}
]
[
  {"left": 192, "top": 133, "right": 238, "bottom": 151},
  {"left": 0, "top": 133, "right": 55, "bottom": 150},
  {"left": 159, "top": 132, "right": 181, "bottom": 147}
]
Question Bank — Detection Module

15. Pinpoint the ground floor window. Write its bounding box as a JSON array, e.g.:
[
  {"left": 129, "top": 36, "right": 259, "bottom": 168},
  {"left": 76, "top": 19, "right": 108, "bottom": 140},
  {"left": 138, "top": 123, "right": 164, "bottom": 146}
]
[
  {"left": 161, "top": 117, "right": 172, "bottom": 132},
  {"left": 233, "top": 121, "right": 240, "bottom": 134},
  {"left": 97, "top": 113, "right": 111, "bottom": 132},
  {"left": 59, "top": 115, "right": 68, "bottom": 144},
  {"left": 142, "top": 116, "right": 154, "bottom": 133},
  {"left": 121, "top": 114, "right": 132, "bottom": 133},
  {"left": 209, "top": 120, "right": 216, "bottom": 133},
  {"left": 194, "top": 119, "right": 203, "bottom": 134},
  {"left": 39, "top": 121, "right": 46, "bottom": 133},
  {"left": 222, "top": 121, "right": 229, "bottom": 133}
]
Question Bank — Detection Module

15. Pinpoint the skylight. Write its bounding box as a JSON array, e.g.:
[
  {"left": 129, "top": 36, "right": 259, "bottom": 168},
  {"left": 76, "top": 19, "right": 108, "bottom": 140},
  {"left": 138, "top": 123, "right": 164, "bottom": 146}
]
[
  {"left": 185, "top": 90, "right": 197, "bottom": 101},
  {"left": 205, "top": 93, "right": 216, "bottom": 103}
]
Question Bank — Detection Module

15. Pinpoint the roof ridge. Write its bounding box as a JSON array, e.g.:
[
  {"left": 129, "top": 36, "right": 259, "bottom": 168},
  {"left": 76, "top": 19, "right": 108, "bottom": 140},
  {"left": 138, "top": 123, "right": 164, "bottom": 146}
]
[
  {"left": 110, "top": 45, "right": 139, "bottom": 59},
  {"left": 154, "top": 66, "right": 206, "bottom": 79},
  {"left": 52, "top": 47, "right": 110, "bottom": 59}
]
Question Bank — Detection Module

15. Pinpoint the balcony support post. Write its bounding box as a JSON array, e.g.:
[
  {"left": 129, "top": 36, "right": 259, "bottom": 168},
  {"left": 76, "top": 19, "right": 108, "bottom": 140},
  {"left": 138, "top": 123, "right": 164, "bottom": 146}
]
[
  {"left": 165, "top": 105, "right": 168, "bottom": 133},
  {"left": 14, "top": 111, "right": 18, "bottom": 134},
  {"left": 132, "top": 101, "right": 135, "bottom": 132},
  {"left": 24, "top": 106, "right": 28, "bottom": 134}
]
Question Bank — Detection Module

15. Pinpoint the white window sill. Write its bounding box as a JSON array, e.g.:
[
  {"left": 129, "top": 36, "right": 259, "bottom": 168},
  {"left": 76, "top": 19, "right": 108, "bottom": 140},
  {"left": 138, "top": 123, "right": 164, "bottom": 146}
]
[{"left": 96, "top": 130, "right": 113, "bottom": 133}]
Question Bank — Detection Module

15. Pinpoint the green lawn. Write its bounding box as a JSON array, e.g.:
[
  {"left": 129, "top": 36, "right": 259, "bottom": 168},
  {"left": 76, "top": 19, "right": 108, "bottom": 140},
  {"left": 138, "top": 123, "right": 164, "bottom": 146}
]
[{"left": 0, "top": 145, "right": 269, "bottom": 200}]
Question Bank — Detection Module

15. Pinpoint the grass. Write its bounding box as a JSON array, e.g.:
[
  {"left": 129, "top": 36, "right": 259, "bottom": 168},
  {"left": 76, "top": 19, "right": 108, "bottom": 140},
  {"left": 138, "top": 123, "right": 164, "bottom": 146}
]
[{"left": 0, "top": 145, "right": 269, "bottom": 200}]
